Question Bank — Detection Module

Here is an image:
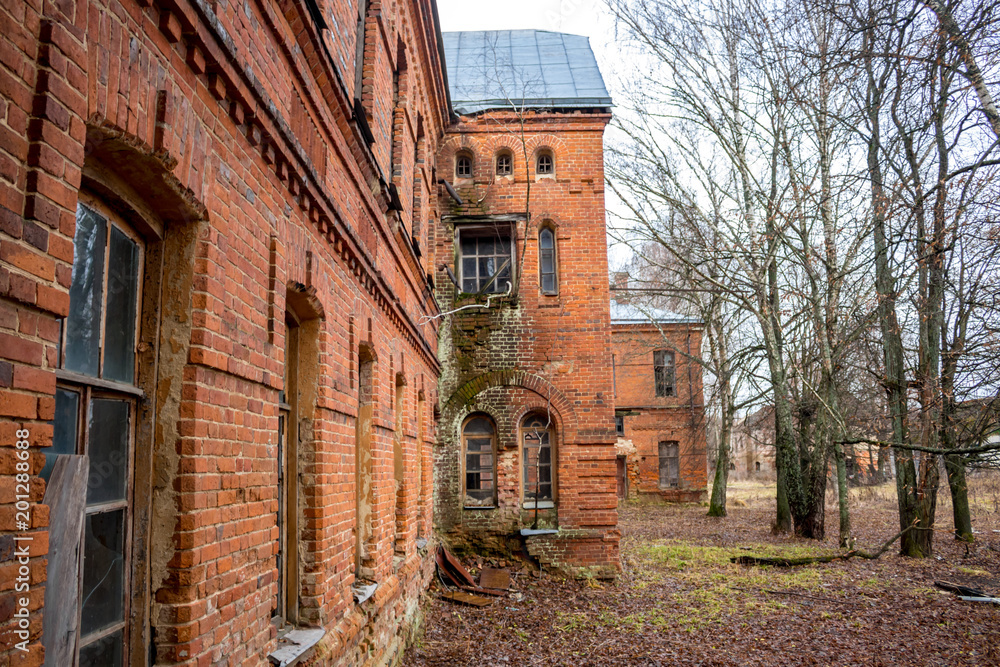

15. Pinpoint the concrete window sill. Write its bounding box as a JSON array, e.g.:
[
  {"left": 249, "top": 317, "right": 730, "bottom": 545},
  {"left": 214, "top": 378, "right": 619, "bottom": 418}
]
[
  {"left": 522, "top": 500, "right": 554, "bottom": 510},
  {"left": 268, "top": 628, "right": 325, "bottom": 667}
]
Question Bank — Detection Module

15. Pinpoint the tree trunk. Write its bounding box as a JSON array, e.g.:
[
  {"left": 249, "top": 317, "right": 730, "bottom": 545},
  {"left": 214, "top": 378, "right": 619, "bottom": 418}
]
[
  {"left": 944, "top": 453, "right": 972, "bottom": 541},
  {"left": 834, "top": 439, "right": 851, "bottom": 547}
]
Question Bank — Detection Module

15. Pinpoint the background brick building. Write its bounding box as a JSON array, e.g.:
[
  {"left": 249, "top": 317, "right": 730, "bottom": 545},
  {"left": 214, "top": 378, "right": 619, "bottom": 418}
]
[
  {"left": 431, "top": 30, "right": 620, "bottom": 579},
  {"left": 610, "top": 300, "right": 707, "bottom": 502},
  {"left": 0, "top": 0, "right": 450, "bottom": 664}
]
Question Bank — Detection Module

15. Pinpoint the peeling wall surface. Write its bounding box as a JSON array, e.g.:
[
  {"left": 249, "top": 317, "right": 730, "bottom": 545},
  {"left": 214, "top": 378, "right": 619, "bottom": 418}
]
[
  {"left": 431, "top": 34, "right": 620, "bottom": 576},
  {"left": 612, "top": 323, "right": 708, "bottom": 501},
  {"left": 0, "top": 0, "right": 448, "bottom": 664}
]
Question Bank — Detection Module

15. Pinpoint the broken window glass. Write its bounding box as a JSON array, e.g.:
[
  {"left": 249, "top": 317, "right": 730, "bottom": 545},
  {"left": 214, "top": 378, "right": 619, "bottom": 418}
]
[
  {"left": 65, "top": 205, "right": 107, "bottom": 377},
  {"left": 496, "top": 152, "right": 512, "bottom": 176},
  {"left": 523, "top": 416, "right": 553, "bottom": 502},
  {"left": 659, "top": 441, "right": 680, "bottom": 488},
  {"left": 43, "top": 388, "right": 80, "bottom": 481},
  {"left": 86, "top": 398, "right": 130, "bottom": 505},
  {"left": 457, "top": 229, "right": 514, "bottom": 293},
  {"left": 654, "top": 350, "right": 676, "bottom": 397},
  {"left": 463, "top": 416, "right": 496, "bottom": 506},
  {"left": 103, "top": 226, "right": 140, "bottom": 384},
  {"left": 81, "top": 509, "right": 125, "bottom": 637}
]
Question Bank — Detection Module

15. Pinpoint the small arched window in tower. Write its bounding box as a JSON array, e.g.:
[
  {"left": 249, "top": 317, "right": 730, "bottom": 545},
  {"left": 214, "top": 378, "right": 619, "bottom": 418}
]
[
  {"left": 496, "top": 151, "right": 513, "bottom": 177},
  {"left": 539, "top": 227, "right": 557, "bottom": 295},
  {"left": 536, "top": 150, "right": 554, "bottom": 176},
  {"left": 456, "top": 151, "right": 473, "bottom": 179}
]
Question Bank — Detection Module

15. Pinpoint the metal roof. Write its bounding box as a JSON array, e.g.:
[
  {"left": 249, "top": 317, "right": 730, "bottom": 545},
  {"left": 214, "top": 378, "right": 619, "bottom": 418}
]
[
  {"left": 610, "top": 300, "right": 702, "bottom": 326},
  {"left": 443, "top": 30, "right": 612, "bottom": 115}
]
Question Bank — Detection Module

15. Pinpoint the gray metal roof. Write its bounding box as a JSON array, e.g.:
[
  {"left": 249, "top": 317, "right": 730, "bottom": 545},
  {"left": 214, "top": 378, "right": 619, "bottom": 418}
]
[
  {"left": 610, "top": 300, "right": 702, "bottom": 326},
  {"left": 443, "top": 30, "right": 612, "bottom": 115}
]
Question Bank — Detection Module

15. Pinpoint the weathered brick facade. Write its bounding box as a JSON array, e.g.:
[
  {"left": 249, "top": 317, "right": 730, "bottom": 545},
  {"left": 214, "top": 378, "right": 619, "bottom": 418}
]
[
  {"left": 0, "top": 0, "right": 450, "bottom": 664},
  {"left": 430, "top": 32, "right": 620, "bottom": 578},
  {"left": 612, "top": 315, "right": 707, "bottom": 502}
]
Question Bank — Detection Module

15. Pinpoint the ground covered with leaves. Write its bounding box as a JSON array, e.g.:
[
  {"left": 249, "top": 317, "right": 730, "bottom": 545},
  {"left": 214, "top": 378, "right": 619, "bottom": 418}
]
[{"left": 404, "top": 474, "right": 1000, "bottom": 666}]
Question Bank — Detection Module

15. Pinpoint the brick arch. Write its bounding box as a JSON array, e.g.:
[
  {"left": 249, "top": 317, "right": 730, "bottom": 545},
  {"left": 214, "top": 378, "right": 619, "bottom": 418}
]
[
  {"left": 286, "top": 281, "right": 326, "bottom": 321},
  {"left": 524, "top": 133, "right": 569, "bottom": 156},
  {"left": 444, "top": 370, "right": 577, "bottom": 434}
]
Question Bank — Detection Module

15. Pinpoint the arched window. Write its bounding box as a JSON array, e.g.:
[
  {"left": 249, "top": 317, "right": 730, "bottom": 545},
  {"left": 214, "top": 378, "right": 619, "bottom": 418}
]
[
  {"left": 539, "top": 227, "right": 557, "bottom": 295},
  {"left": 536, "top": 150, "right": 554, "bottom": 176},
  {"left": 456, "top": 151, "right": 473, "bottom": 179},
  {"left": 463, "top": 415, "right": 496, "bottom": 507},
  {"left": 495, "top": 150, "right": 513, "bottom": 177},
  {"left": 523, "top": 415, "right": 554, "bottom": 506}
]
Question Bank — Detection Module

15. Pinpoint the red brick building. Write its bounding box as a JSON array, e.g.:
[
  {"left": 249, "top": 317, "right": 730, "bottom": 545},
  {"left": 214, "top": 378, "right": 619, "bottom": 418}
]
[
  {"left": 610, "top": 301, "right": 707, "bottom": 501},
  {"left": 432, "top": 30, "right": 620, "bottom": 578},
  {"left": 1, "top": 0, "right": 450, "bottom": 664}
]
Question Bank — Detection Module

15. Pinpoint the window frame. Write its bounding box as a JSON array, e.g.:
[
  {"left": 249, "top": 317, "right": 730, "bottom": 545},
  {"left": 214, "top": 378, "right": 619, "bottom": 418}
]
[
  {"left": 53, "top": 195, "right": 146, "bottom": 667},
  {"left": 615, "top": 415, "right": 624, "bottom": 436},
  {"left": 536, "top": 150, "right": 554, "bottom": 177},
  {"left": 654, "top": 349, "right": 676, "bottom": 397},
  {"left": 495, "top": 150, "right": 513, "bottom": 177},
  {"left": 522, "top": 414, "right": 555, "bottom": 509},
  {"left": 658, "top": 440, "right": 680, "bottom": 489},
  {"left": 455, "top": 151, "right": 473, "bottom": 180},
  {"left": 455, "top": 224, "right": 516, "bottom": 294},
  {"left": 462, "top": 414, "right": 497, "bottom": 509},
  {"left": 538, "top": 226, "right": 557, "bottom": 296}
]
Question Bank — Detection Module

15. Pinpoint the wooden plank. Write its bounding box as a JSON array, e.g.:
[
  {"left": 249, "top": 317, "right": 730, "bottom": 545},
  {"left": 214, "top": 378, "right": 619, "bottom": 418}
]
[
  {"left": 441, "top": 591, "right": 493, "bottom": 607},
  {"left": 42, "top": 455, "right": 89, "bottom": 667}
]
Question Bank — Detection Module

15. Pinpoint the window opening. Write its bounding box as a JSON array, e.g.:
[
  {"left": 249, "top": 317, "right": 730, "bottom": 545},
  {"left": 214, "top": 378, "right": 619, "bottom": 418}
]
[
  {"left": 495, "top": 152, "right": 512, "bottom": 176},
  {"left": 355, "top": 350, "right": 375, "bottom": 581},
  {"left": 537, "top": 152, "right": 553, "bottom": 175},
  {"left": 463, "top": 416, "right": 496, "bottom": 507},
  {"left": 539, "top": 228, "right": 556, "bottom": 295},
  {"left": 458, "top": 228, "right": 513, "bottom": 294},
  {"left": 615, "top": 415, "right": 624, "bottom": 436},
  {"left": 654, "top": 350, "right": 676, "bottom": 397},
  {"left": 393, "top": 375, "right": 405, "bottom": 553},
  {"left": 659, "top": 441, "right": 680, "bottom": 488},
  {"left": 523, "top": 415, "right": 554, "bottom": 506},
  {"left": 54, "top": 199, "right": 144, "bottom": 666},
  {"left": 456, "top": 153, "right": 472, "bottom": 178}
]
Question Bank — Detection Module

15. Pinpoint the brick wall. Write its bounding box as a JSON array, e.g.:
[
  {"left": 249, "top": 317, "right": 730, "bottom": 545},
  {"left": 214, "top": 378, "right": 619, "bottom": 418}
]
[
  {"left": 432, "top": 111, "right": 620, "bottom": 578},
  {"left": 0, "top": 0, "right": 448, "bottom": 664},
  {"left": 612, "top": 323, "right": 707, "bottom": 501}
]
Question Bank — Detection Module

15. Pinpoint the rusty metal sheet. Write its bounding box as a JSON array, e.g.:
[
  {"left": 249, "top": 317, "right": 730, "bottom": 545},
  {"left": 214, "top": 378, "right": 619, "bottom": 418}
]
[
  {"left": 442, "top": 591, "right": 493, "bottom": 607},
  {"left": 479, "top": 567, "right": 511, "bottom": 591},
  {"left": 436, "top": 546, "right": 477, "bottom": 588}
]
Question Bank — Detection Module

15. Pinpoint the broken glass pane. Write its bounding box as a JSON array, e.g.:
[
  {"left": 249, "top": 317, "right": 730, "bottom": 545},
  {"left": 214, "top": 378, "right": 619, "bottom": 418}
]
[
  {"left": 65, "top": 205, "right": 107, "bottom": 377},
  {"left": 81, "top": 509, "right": 125, "bottom": 636},
  {"left": 86, "top": 399, "right": 130, "bottom": 505},
  {"left": 462, "top": 258, "right": 476, "bottom": 280},
  {"left": 461, "top": 236, "right": 477, "bottom": 255},
  {"left": 43, "top": 388, "right": 80, "bottom": 481},
  {"left": 79, "top": 628, "right": 123, "bottom": 667},
  {"left": 103, "top": 226, "right": 139, "bottom": 384}
]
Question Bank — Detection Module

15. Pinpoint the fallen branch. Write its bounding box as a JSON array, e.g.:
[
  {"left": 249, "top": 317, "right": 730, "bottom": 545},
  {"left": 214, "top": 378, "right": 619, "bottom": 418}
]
[{"left": 732, "top": 521, "right": 918, "bottom": 567}]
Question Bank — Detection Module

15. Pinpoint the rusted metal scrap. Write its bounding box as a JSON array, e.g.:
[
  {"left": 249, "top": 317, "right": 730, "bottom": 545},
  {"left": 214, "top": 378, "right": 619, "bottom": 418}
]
[
  {"left": 479, "top": 567, "right": 511, "bottom": 591},
  {"left": 441, "top": 591, "right": 492, "bottom": 607}
]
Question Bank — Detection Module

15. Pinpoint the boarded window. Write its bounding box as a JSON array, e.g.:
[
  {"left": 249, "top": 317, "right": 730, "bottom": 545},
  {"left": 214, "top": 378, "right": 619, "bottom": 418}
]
[
  {"left": 523, "top": 415, "right": 553, "bottom": 505},
  {"left": 659, "top": 441, "right": 680, "bottom": 488},
  {"left": 654, "top": 350, "right": 676, "bottom": 397},
  {"left": 463, "top": 416, "right": 495, "bottom": 507},
  {"left": 55, "top": 199, "right": 144, "bottom": 666}
]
